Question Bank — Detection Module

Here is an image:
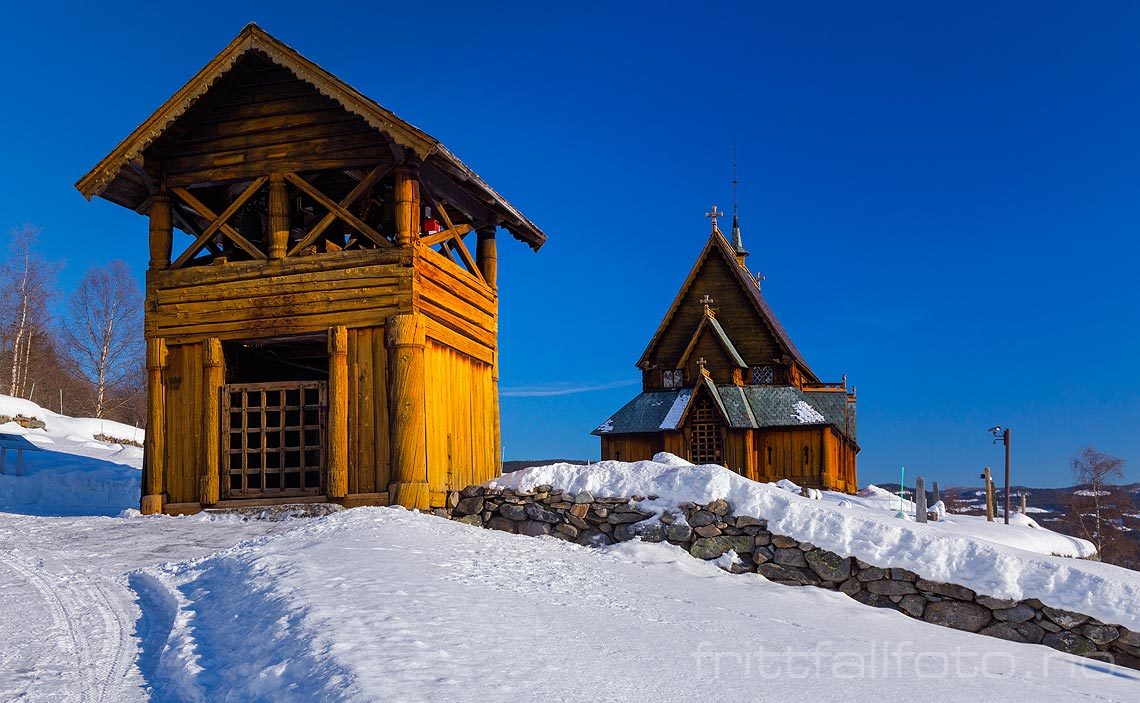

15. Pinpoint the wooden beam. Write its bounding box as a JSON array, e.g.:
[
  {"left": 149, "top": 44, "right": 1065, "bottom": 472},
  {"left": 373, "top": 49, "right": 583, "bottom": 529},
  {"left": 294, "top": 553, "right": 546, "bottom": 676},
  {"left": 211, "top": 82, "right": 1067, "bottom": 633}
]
[
  {"left": 419, "top": 179, "right": 486, "bottom": 284},
  {"left": 201, "top": 338, "right": 223, "bottom": 506},
  {"left": 419, "top": 224, "right": 473, "bottom": 248},
  {"left": 170, "top": 177, "right": 267, "bottom": 268},
  {"left": 171, "top": 186, "right": 267, "bottom": 261},
  {"left": 477, "top": 227, "right": 497, "bottom": 288},
  {"left": 393, "top": 164, "right": 420, "bottom": 246},
  {"left": 284, "top": 172, "right": 393, "bottom": 250},
  {"left": 386, "top": 312, "right": 429, "bottom": 509},
  {"left": 142, "top": 338, "right": 168, "bottom": 515},
  {"left": 149, "top": 193, "right": 173, "bottom": 269},
  {"left": 288, "top": 162, "right": 394, "bottom": 256},
  {"left": 267, "top": 173, "right": 290, "bottom": 259},
  {"left": 328, "top": 326, "right": 349, "bottom": 499}
]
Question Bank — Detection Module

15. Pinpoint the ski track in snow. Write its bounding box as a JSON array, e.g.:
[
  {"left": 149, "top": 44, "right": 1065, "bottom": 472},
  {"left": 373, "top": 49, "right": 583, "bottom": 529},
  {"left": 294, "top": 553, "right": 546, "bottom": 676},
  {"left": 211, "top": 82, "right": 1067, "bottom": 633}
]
[{"left": 0, "top": 514, "right": 290, "bottom": 702}]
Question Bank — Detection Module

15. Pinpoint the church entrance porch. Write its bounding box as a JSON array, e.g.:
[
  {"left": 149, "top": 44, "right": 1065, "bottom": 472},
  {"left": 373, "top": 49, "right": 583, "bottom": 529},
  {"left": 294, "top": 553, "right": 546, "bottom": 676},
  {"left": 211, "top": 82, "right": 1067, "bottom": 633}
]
[{"left": 688, "top": 397, "right": 723, "bottom": 465}]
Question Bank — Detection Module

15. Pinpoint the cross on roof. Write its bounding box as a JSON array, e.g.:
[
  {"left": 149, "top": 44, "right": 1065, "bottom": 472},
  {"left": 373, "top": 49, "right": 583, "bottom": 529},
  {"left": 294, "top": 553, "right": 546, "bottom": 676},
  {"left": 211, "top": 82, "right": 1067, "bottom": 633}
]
[
  {"left": 699, "top": 294, "right": 714, "bottom": 312},
  {"left": 705, "top": 205, "right": 724, "bottom": 231},
  {"left": 697, "top": 357, "right": 707, "bottom": 368}
]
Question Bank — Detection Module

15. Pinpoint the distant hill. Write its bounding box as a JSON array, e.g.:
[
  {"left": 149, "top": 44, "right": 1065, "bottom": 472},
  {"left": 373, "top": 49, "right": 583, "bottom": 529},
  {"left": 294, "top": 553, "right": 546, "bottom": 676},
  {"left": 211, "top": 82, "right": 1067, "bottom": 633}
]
[{"left": 502, "top": 459, "right": 591, "bottom": 474}]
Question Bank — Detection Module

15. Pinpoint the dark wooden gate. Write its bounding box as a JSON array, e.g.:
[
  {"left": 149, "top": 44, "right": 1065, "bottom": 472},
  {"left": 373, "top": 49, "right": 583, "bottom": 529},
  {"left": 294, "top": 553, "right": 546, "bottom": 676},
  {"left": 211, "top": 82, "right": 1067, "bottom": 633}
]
[
  {"left": 222, "top": 381, "right": 327, "bottom": 498},
  {"left": 689, "top": 397, "right": 723, "bottom": 465}
]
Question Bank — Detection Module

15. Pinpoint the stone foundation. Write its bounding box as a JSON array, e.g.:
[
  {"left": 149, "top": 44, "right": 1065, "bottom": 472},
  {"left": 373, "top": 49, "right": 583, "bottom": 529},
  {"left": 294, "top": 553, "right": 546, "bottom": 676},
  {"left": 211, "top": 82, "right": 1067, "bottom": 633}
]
[{"left": 442, "top": 485, "right": 1140, "bottom": 671}]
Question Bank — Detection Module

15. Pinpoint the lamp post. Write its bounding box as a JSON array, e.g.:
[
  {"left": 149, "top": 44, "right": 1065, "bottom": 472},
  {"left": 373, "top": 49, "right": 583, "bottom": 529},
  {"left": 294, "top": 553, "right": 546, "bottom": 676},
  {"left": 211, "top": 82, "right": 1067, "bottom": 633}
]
[{"left": 989, "top": 426, "right": 1012, "bottom": 525}]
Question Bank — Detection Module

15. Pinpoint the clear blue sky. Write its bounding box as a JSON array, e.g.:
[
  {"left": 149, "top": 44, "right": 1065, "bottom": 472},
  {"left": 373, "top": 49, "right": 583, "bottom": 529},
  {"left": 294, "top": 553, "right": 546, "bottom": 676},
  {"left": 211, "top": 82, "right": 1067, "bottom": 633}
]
[{"left": 2, "top": 1, "right": 1138, "bottom": 488}]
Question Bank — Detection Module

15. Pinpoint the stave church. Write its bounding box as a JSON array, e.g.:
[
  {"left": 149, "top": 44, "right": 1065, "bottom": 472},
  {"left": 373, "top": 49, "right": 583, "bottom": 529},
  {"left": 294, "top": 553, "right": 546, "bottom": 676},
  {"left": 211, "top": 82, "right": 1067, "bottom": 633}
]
[{"left": 594, "top": 207, "right": 859, "bottom": 493}]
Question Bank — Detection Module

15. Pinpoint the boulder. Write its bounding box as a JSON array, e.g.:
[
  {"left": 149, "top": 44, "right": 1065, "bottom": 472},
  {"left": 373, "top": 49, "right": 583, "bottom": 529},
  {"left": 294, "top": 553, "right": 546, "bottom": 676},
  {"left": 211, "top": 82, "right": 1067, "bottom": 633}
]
[
  {"left": 687, "top": 510, "right": 716, "bottom": 527},
  {"left": 607, "top": 510, "right": 650, "bottom": 524},
  {"left": 690, "top": 535, "right": 753, "bottom": 560},
  {"left": 556, "top": 523, "right": 580, "bottom": 539},
  {"left": 923, "top": 601, "right": 992, "bottom": 632},
  {"left": 976, "top": 596, "right": 1018, "bottom": 610},
  {"left": 981, "top": 623, "right": 1031, "bottom": 644},
  {"left": 856, "top": 566, "right": 886, "bottom": 582},
  {"left": 574, "top": 491, "right": 595, "bottom": 504},
  {"left": 576, "top": 529, "right": 615, "bottom": 547},
  {"left": 1043, "top": 631, "right": 1098, "bottom": 656},
  {"left": 499, "top": 503, "right": 527, "bottom": 521},
  {"left": 460, "top": 484, "right": 482, "bottom": 498},
  {"left": 993, "top": 604, "right": 1037, "bottom": 624},
  {"left": 838, "top": 578, "right": 862, "bottom": 595},
  {"left": 915, "top": 579, "right": 975, "bottom": 602},
  {"left": 888, "top": 568, "right": 918, "bottom": 582},
  {"left": 1042, "top": 607, "right": 1089, "bottom": 629},
  {"left": 694, "top": 524, "right": 722, "bottom": 538},
  {"left": 735, "top": 515, "right": 767, "bottom": 529},
  {"left": 1080, "top": 623, "right": 1120, "bottom": 645},
  {"left": 455, "top": 514, "right": 482, "bottom": 526},
  {"left": 804, "top": 549, "right": 851, "bottom": 582},
  {"left": 866, "top": 580, "right": 917, "bottom": 597},
  {"left": 756, "top": 563, "right": 812, "bottom": 585},
  {"left": 773, "top": 548, "right": 807, "bottom": 568},
  {"left": 771, "top": 535, "right": 799, "bottom": 549},
  {"left": 707, "top": 498, "right": 731, "bottom": 515},
  {"left": 899, "top": 594, "right": 927, "bottom": 618},
  {"left": 753, "top": 533, "right": 771, "bottom": 547},
  {"left": 454, "top": 496, "right": 484, "bottom": 516},
  {"left": 665, "top": 523, "right": 693, "bottom": 542},
  {"left": 569, "top": 503, "right": 589, "bottom": 519},
  {"left": 518, "top": 520, "right": 552, "bottom": 537},
  {"left": 525, "top": 503, "right": 562, "bottom": 524},
  {"left": 488, "top": 516, "right": 517, "bottom": 533}
]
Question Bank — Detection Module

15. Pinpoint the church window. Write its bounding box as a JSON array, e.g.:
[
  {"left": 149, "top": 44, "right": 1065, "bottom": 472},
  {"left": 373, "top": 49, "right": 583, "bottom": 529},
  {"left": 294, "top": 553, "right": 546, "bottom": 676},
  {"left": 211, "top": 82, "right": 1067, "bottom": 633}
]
[
  {"left": 663, "top": 369, "right": 683, "bottom": 388},
  {"left": 751, "top": 365, "right": 774, "bottom": 385}
]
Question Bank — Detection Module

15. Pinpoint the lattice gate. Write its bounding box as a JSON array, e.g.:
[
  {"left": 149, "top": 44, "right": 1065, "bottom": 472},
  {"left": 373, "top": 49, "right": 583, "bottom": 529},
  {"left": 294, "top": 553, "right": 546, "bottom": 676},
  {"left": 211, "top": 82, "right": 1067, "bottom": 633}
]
[
  {"left": 222, "top": 381, "right": 327, "bottom": 498},
  {"left": 689, "top": 397, "right": 723, "bottom": 465}
]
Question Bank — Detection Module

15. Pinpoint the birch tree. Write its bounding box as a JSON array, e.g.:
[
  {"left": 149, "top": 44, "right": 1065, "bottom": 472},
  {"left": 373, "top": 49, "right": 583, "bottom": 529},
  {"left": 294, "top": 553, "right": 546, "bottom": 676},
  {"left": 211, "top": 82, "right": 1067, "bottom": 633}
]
[
  {"left": 0, "top": 225, "right": 57, "bottom": 398},
  {"left": 63, "top": 261, "right": 144, "bottom": 418}
]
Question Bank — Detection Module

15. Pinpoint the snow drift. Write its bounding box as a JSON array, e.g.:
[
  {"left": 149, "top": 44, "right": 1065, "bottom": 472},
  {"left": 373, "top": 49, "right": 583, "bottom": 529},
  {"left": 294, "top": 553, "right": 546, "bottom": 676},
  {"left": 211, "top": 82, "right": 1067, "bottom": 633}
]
[
  {"left": 489, "top": 453, "right": 1140, "bottom": 631},
  {"left": 0, "top": 394, "right": 142, "bottom": 515}
]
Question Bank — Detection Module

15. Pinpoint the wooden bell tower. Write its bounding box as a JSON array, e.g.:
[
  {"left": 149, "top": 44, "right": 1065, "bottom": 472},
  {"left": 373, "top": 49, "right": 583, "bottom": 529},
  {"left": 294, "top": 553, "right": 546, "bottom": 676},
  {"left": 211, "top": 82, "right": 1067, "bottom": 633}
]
[{"left": 76, "top": 24, "right": 546, "bottom": 514}]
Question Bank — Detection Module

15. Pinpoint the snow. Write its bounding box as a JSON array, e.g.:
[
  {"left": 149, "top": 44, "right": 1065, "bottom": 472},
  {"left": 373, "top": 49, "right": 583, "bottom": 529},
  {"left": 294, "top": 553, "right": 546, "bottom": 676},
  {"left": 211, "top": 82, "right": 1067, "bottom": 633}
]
[
  {"left": 792, "top": 399, "right": 825, "bottom": 424},
  {"left": 128, "top": 508, "right": 1140, "bottom": 702},
  {"left": 1075, "top": 489, "right": 1111, "bottom": 497},
  {"left": 490, "top": 453, "right": 1140, "bottom": 630},
  {"left": 0, "top": 394, "right": 142, "bottom": 515},
  {"left": 659, "top": 389, "right": 691, "bottom": 429},
  {"left": 594, "top": 418, "right": 613, "bottom": 433}
]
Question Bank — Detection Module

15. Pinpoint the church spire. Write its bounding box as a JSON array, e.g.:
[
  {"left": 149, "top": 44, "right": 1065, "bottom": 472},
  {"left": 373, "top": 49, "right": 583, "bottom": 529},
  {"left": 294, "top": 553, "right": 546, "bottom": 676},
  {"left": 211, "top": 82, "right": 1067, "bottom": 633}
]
[{"left": 730, "top": 143, "right": 749, "bottom": 267}]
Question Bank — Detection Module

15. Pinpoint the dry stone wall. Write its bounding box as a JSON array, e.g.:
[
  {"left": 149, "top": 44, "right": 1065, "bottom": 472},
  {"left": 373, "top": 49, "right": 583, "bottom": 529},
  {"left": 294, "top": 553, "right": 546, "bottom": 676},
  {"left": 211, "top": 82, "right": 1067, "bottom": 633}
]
[{"left": 443, "top": 484, "right": 1140, "bottom": 671}]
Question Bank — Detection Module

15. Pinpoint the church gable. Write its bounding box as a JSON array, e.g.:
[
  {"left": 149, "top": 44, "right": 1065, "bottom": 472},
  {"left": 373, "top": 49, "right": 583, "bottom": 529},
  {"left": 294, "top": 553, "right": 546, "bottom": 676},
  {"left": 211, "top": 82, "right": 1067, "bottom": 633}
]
[{"left": 641, "top": 235, "right": 783, "bottom": 374}]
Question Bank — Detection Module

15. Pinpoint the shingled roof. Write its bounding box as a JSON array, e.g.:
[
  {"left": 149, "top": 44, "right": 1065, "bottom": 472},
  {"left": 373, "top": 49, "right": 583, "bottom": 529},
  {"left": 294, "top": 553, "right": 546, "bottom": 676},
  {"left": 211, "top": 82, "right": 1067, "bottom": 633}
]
[
  {"left": 75, "top": 23, "right": 546, "bottom": 250},
  {"left": 592, "top": 384, "right": 856, "bottom": 443}
]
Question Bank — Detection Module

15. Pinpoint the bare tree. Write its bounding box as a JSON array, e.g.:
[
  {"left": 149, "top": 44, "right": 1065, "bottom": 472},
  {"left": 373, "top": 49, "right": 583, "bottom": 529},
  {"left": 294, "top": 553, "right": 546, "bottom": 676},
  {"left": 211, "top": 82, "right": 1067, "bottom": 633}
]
[
  {"left": 1067, "top": 447, "right": 1129, "bottom": 559},
  {"left": 63, "top": 261, "right": 144, "bottom": 418},
  {"left": 0, "top": 225, "right": 59, "bottom": 398}
]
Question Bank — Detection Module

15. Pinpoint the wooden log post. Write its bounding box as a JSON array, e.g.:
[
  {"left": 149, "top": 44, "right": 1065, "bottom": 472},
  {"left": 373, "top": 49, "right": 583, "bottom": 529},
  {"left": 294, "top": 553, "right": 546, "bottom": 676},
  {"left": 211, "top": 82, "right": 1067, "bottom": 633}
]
[
  {"left": 386, "top": 312, "right": 429, "bottom": 509},
  {"left": 142, "top": 338, "right": 168, "bottom": 514},
  {"left": 915, "top": 475, "right": 928, "bottom": 523},
  {"left": 267, "top": 173, "right": 290, "bottom": 260},
  {"left": 983, "top": 466, "right": 995, "bottom": 522},
  {"left": 393, "top": 164, "right": 421, "bottom": 246},
  {"left": 477, "top": 226, "right": 498, "bottom": 288},
  {"left": 200, "top": 338, "right": 224, "bottom": 506},
  {"left": 328, "top": 326, "right": 349, "bottom": 500},
  {"left": 149, "top": 193, "right": 173, "bottom": 269}
]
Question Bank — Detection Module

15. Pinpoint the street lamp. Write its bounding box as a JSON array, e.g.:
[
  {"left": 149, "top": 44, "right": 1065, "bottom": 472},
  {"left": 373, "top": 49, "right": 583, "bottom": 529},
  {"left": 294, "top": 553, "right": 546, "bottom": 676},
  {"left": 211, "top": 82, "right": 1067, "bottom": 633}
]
[{"left": 989, "top": 426, "right": 1012, "bottom": 525}]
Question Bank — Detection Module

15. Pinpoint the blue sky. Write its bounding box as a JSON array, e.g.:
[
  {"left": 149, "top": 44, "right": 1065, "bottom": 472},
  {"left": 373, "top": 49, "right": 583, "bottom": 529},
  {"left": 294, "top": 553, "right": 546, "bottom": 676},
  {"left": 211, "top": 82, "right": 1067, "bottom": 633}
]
[{"left": 2, "top": 2, "right": 1138, "bottom": 487}]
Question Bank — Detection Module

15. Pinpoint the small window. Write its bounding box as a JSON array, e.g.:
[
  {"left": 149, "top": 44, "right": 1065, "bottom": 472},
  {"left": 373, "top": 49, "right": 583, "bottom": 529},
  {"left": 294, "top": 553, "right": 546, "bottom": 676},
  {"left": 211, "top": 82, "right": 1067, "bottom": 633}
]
[
  {"left": 663, "top": 369, "right": 683, "bottom": 388},
  {"left": 751, "top": 365, "right": 774, "bottom": 385},
  {"left": 766, "top": 446, "right": 773, "bottom": 466},
  {"left": 802, "top": 446, "right": 810, "bottom": 465}
]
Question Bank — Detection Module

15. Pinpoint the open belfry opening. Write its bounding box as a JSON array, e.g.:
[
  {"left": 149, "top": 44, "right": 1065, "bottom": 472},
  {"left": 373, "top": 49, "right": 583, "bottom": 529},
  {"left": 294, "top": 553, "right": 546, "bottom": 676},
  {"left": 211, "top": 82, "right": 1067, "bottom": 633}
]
[{"left": 76, "top": 24, "right": 546, "bottom": 515}]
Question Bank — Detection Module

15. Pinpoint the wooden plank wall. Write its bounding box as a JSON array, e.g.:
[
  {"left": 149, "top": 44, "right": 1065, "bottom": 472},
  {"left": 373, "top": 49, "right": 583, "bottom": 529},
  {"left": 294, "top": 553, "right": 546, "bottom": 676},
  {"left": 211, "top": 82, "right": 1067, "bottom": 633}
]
[
  {"left": 147, "top": 250, "right": 411, "bottom": 343},
  {"left": 755, "top": 428, "right": 826, "bottom": 488},
  {"left": 157, "top": 54, "right": 391, "bottom": 187},
  {"left": 649, "top": 251, "right": 780, "bottom": 370},
  {"left": 162, "top": 342, "right": 205, "bottom": 503},
  {"left": 424, "top": 339, "right": 497, "bottom": 499},
  {"left": 415, "top": 247, "right": 497, "bottom": 364},
  {"left": 347, "top": 326, "right": 389, "bottom": 495},
  {"left": 599, "top": 433, "right": 662, "bottom": 462},
  {"left": 683, "top": 330, "right": 737, "bottom": 384}
]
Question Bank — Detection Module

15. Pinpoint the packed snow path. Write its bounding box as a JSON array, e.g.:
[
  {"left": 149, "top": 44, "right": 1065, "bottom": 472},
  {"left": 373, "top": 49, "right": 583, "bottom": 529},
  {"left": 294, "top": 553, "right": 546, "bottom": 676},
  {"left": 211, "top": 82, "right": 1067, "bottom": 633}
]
[{"left": 0, "top": 513, "right": 290, "bottom": 702}]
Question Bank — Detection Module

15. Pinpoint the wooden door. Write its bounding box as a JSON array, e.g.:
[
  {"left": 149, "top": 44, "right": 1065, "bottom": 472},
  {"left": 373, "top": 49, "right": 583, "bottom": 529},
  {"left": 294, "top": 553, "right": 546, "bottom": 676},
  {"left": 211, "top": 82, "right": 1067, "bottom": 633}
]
[
  {"left": 688, "top": 397, "right": 723, "bottom": 466},
  {"left": 222, "top": 381, "right": 327, "bottom": 498}
]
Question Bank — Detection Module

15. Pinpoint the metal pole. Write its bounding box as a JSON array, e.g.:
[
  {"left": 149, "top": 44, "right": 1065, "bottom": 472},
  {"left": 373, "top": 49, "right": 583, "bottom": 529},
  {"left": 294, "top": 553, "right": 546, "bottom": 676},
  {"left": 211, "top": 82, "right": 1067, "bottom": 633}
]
[{"left": 1004, "top": 428, "right": 1011, "bottom": 525}]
